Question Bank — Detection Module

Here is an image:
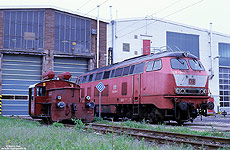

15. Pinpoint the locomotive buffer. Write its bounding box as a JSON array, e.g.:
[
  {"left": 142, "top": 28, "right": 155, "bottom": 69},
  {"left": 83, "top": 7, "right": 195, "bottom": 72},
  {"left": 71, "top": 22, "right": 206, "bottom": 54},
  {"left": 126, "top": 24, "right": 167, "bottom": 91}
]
[{"left": 96, "top": 82, "right": 105, "bottom": 118}]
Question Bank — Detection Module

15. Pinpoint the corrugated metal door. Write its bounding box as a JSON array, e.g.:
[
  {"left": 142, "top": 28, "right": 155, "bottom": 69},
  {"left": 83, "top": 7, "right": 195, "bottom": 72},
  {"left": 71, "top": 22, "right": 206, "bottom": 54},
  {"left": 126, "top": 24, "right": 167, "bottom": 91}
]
[
  {"left": 2, "top": 54, "right": 42, "bottom": 116},
  {"left": 54, "top": 57, "right": 88, "bottom": 82}
]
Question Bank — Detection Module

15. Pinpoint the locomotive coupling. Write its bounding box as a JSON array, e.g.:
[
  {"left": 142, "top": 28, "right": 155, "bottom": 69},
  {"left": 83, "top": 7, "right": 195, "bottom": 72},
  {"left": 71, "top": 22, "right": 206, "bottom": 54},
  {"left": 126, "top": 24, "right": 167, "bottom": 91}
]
[
  {"left": 178, "top": 101, "right": 188, "bottom": 111},
  {"left": 199, "top": 101, "right": 214, "bottom": 110}
]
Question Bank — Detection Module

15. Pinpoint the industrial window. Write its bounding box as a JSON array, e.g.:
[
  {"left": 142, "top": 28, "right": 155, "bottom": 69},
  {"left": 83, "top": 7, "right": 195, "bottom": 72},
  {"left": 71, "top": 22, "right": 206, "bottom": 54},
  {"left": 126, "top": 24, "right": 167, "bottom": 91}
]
[
  {"left": 88, "top": 74, "right": 94, "bottom": 82},
  {"left": 54, "top": 12, "right": 91, "bottom": 54},
  {"left": 166, "top": 32, "right": 199, "bottom": 57},
  {"left": 219, "top": 43, "right": 230, "bottom": 66},
  {"left": 122, "top": 66, "right": 130, "bottom": 76},
  {"left": 95, "top": 72, "right": 103, "bottom": 81},
  {"left": 103, "top": 71, "right": 110, "bottom": 79},
  {"left": 134, "top": 62, "right": 145, "bottom": 74},
  {"left": 153, "top": 60, "right": 162, "bottom": 71},
  {"left": 122, "top": 82, "right": 127, "bottom": 95},
  {"left": 171, "top": 58, "right": 189, "bottom": 70},
  {"left": 123, "top": 43, "right": 130, "bottom": 52},
  {"left": 115, "top": 68, "right": 123, "bottom": 77},
  {"left": 3, "top": 10, "right": 44, "bottom": 50},
  {"left": 219, "top": 68, "right": 230, "bottom": 108},
  {"left": 36, "top": 86, "right": 46, "bottom": 96}
]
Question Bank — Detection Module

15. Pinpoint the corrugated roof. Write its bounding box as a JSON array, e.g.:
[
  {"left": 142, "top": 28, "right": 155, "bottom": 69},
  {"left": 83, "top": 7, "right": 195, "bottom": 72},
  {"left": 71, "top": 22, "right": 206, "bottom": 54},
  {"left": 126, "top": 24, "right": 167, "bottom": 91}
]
[{"left": 0, "top": 5, "right": 109, "bottom": 23}]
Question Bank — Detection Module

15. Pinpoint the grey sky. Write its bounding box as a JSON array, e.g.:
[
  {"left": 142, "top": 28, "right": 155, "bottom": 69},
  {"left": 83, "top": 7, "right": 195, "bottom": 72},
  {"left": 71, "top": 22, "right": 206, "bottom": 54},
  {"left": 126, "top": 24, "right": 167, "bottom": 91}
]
[{"left": 1, "top": 0, "right": 229, "bottom": 34}]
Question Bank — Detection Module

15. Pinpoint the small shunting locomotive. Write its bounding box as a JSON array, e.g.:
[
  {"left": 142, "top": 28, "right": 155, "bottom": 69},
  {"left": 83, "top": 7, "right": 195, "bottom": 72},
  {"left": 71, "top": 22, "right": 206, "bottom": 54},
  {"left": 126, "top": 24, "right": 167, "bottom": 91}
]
[{"left": 28, "top": 71, "right": 95, "bottom": 122}]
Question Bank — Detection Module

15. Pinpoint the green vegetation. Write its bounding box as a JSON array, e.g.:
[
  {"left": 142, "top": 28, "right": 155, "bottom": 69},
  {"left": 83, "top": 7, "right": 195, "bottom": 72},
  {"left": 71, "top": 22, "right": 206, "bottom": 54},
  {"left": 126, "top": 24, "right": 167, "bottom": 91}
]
[
  {"left": 93, "top": 119, "right": 230, "bottom": 139},
  {"left": 0, "top": 116, "right": 194, "bottom": 150}
]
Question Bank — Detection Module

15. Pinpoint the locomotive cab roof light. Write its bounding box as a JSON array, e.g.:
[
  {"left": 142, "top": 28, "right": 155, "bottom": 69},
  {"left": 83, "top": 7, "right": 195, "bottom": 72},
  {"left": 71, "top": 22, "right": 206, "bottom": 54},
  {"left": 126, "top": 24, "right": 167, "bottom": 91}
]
[
  {"left": 57, "top": 72, "right": 72, "bottom": 81},
  {"left": 42, "top": 71, "right": 55, "bottom": 80}
]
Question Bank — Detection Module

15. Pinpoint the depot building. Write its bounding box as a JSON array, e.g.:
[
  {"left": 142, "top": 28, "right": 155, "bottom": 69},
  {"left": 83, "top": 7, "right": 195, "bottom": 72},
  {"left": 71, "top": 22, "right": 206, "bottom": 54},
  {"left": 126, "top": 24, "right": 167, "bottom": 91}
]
[
  {"left": 0, "top": 6, "right": 108, "bottom": 115},
  {"left": 107, "top": 17, "right": 230, "bottom": 114}
]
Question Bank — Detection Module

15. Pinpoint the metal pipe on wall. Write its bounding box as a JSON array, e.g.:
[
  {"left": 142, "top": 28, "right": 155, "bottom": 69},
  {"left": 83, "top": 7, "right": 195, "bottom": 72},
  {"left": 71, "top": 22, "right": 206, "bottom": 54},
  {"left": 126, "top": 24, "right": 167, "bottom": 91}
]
[{"left": 97, "top": 5, "right": 100, "bottom": 68}]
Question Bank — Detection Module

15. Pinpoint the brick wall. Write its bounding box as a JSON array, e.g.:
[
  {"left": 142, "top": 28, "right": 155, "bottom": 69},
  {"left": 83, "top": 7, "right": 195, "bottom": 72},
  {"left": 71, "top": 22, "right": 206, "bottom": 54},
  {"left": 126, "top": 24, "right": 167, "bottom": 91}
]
[
  {"left": 43, "top": 9, "right": 55, "bottom": 73},
  {"left": 91, "top": 19, "right": 107, "bottom": 68}
]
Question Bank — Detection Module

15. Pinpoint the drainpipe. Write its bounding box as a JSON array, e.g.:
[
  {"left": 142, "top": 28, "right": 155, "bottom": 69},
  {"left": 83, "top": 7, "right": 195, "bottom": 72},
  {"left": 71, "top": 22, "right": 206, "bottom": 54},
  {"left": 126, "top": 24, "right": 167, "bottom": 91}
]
[
  {"left": 96, "top": 5, "right": 100, "bottom": 68},
  {"left": 209, "top": 23, "right": 214, "bottom": 80}
]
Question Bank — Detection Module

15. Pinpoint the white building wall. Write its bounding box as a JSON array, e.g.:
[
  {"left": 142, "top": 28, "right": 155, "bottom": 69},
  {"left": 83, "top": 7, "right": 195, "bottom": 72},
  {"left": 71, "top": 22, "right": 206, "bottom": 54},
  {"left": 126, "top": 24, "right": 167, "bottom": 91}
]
[{"left": 108, "top": 17, "right": 230, "bottom": 113}]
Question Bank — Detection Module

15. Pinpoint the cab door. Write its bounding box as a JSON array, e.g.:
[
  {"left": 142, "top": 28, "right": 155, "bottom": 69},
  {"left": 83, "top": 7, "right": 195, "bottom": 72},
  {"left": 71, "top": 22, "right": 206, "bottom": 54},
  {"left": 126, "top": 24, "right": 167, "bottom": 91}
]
[{"left": 133, "top": 74, "right": 141, "bottom": 104}]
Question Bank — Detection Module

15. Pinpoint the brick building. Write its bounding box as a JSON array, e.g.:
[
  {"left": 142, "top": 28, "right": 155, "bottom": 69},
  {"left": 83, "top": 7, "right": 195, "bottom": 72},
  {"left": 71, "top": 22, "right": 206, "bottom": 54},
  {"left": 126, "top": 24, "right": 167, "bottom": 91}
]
[{"left": 0, "top": 7, "right": 108, "bottom": 115}]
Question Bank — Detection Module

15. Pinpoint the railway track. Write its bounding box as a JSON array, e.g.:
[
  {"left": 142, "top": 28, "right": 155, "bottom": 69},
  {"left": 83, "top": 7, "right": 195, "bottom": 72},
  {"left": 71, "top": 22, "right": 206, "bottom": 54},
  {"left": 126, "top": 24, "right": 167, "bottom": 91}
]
[{"left": 64, "top": 123, "right": 230, "bottom": 149}]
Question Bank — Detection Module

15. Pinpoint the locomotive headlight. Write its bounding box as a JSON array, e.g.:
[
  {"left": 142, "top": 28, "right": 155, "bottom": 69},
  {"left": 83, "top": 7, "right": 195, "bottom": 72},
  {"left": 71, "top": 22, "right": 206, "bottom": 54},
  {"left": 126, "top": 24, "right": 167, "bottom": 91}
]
[
  {"left": 203, "top": 89, "right": 207, "bottom": 94},
  {"left": 56, "top": 95, "right": 62, "bottom": 100},
  {"left": 85, "top": 96, "right": 90, "bottom": 101},
  {"left": 180, "top": 88, "right": 185, "bottom": 94},
  {"left": 200, "top": 89, "right": 206, "bottom": 94},
  {"left": 175, "top": 88, "right": 181, "bottom": 94},
  {"left": 85, "top": 102, "right": 95, "bottom": 109},
  {"left": 57, "top": 101, "right": 65, "bottom": 108}
]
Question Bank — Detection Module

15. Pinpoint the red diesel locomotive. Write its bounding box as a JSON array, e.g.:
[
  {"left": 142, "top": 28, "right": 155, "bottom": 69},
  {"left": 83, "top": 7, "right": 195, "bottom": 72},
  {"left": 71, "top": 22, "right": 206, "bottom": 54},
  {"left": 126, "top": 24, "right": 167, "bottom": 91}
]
[
  {"left": 77, "top": 51, "right": 214, "bottom": 124},
  {"left": 28, "top": 71, "right": 95, "bottom": 122}
]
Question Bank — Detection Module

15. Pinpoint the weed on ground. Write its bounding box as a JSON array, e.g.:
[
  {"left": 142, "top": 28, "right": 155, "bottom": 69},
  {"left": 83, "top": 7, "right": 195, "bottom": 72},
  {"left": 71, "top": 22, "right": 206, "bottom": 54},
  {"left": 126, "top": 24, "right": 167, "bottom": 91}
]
[{"left": 0, "top": 116, "right": 196, "bottom": 150}]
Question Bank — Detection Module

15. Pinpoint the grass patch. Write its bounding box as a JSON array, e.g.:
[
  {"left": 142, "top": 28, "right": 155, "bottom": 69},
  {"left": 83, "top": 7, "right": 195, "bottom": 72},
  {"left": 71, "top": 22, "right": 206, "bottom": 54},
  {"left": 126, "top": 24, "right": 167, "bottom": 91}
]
[
  {"left": 0, "top": 116, "right": 195, "bottom": 150},
  {"left": 93, "top": 119, "right": 230, "bottom": 139}
]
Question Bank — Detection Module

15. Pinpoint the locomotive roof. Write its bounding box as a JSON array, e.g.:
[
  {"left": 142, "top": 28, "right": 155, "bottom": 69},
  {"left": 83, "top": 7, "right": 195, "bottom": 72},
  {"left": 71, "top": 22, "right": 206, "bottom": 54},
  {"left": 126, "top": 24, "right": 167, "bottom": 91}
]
[{"left": 82, "top": 51, "right": 198, "bottom": 75}]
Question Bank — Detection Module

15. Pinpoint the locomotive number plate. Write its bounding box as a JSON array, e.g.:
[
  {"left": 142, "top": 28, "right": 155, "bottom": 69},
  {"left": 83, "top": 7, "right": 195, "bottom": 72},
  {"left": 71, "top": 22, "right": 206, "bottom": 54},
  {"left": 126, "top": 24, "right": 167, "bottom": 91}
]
[{"left": 188, "top": 78, "right": 196, "bottom": 85}]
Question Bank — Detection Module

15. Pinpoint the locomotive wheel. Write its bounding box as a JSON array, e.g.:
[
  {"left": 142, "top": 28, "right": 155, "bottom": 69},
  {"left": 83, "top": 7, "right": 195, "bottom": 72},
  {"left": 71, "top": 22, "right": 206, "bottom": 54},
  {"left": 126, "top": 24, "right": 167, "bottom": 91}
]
[
  {"left": 176, "top": 120, "right": 184, "bottom": 125},
  {"left": 42, "top": 117, "right": 53, "bottom": 124}
]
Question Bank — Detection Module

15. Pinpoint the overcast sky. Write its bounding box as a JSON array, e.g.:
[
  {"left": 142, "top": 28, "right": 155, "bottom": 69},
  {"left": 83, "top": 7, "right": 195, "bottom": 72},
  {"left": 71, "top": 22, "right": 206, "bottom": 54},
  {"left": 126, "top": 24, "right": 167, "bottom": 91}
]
[{"left": 1, "top": 0, "right": 230, "bottom": 35}]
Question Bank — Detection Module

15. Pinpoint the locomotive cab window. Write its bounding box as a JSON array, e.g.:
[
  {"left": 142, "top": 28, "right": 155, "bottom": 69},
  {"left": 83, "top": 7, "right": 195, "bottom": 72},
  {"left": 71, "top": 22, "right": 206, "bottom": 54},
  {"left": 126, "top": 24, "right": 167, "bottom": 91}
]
[
  {"left": 88, "top": 74, "right": 94, "bottom": 82},
  {"left": 153, "top": 59, "right": 162, "bottom": 71},
  {"left": 129, "top": 65, "right": 135, "bottom": 74},
  {"left": 95, "top": 72, "right": 103, "bottom": 81},
  {"left": 110, "top": 69, "right": 115, "bottom": 78},
  {"left": 171, "top": 58, "right": 189, "bottom": 70},
  {"left": 188, "top": 59, "right": 205, "bottom": 71},
  {"left": 134, "top": 62, "right": 145, "bottom": 74},
  {"left": 146, "top": 61, "right": 154, "bottom": 72},
  {"left": 29, "top": 88, "right": 34, "bottom": 100},
  {"left": 146, "top": 60, "right": 162, "bottom": 72},
  {"left": 123, "top": 66, "right": 130, "bottom": 76},
  {"left": 36, "top": 86, "right": 46, "bottom": 96},
  {"left": 115, "top": 68, "right": 123, "bottom": 77},
  {"left": 82, "top": 75, "right": 88, "bottom": 83},
  {"left": 103, "top": 70, "right": 110, "bottom": 79}
]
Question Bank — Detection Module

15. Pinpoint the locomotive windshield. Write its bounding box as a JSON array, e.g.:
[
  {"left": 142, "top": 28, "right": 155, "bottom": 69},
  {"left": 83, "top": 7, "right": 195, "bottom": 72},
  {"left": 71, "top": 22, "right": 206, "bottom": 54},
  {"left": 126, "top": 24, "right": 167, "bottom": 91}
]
[
  {"left": 171, "top": 58, "right": 189, "bottom": 70},
  {"left": 36, "top": 86, "right": 46, "bottom": 96},
  {"left": 188, "top": 59, "right": 205, "bottom": 71}
]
